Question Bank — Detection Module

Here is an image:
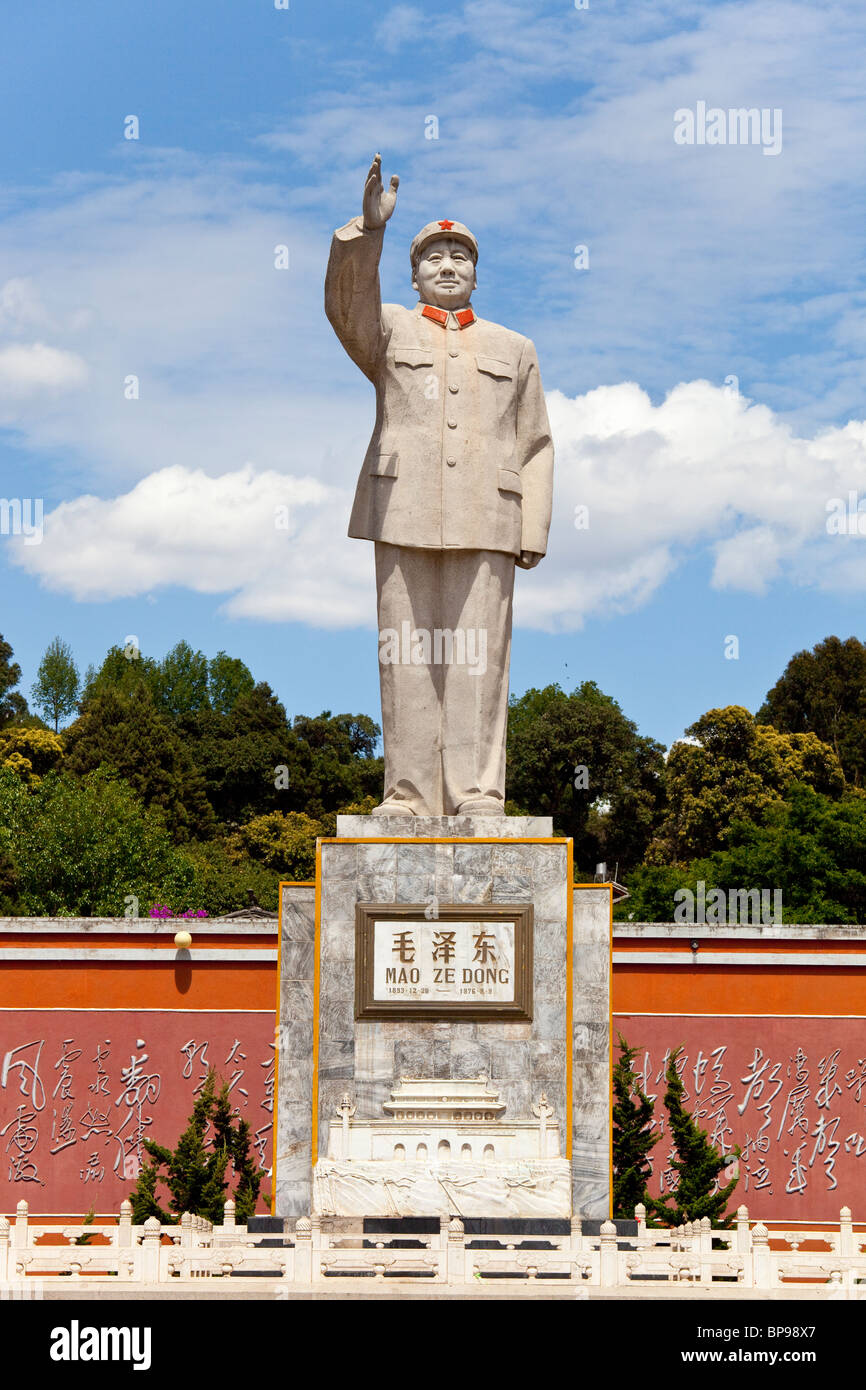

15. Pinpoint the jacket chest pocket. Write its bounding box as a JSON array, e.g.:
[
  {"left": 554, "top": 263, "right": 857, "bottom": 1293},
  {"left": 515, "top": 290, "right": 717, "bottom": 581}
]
[
  {"left": 393, "top": 346, "right": 435, "bottom": 369},
  {"left": 476, "top": 354, "right": 514, "bottom": 381}
]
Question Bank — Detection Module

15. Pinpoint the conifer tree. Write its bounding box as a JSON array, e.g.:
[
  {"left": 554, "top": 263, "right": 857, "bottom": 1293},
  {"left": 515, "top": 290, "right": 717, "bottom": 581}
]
[
  {"left": 162, "top": 1071, "right": 217, "bottom": 1217},
  {"left": 232, "top": 1117, "right": 264, "bottom": 1224},
  {"left": 128, "top": 1068, "right": 264, "bottom": 1224},
  {"left": 612, "top": 1033, "right": 659, "bottom": 1218},
  {"left": 129, "top": 1161, "right": 171, "bottom": 1224},
  {"left": 654, "top": 1046, "right": 740, "bottom": 1227}
]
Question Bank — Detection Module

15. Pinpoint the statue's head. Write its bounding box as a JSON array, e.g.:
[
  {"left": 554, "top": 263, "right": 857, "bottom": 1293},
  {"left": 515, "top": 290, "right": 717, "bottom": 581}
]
[{"left": 410, "top": 220, "right": 478, "bottom": 310}]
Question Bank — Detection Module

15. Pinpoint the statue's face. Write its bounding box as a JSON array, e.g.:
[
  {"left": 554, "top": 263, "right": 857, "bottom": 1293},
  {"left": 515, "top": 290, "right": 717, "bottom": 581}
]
[{"left": 413, "top": 237, "right": 477, "bottom": 309}]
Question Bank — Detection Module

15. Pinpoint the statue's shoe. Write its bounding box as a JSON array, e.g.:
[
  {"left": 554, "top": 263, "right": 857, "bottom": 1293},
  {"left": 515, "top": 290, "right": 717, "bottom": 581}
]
[
  {"left": 370, "top": 800, "right": 417, "bottom": 817},
  {"left": 455, "top": 797, "right": 505, "bottom": 816}
]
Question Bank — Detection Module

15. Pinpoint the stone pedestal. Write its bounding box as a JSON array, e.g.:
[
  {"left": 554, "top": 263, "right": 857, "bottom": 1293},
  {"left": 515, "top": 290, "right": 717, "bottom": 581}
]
[{"left": 274, "top": 816, "right": 610, "bottom": 1221}]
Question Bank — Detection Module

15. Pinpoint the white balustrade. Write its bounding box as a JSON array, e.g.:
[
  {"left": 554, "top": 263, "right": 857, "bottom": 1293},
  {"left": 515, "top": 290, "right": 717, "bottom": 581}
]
[{"left": 1, "top": 1199, "right": 865, "bottom": 1293}]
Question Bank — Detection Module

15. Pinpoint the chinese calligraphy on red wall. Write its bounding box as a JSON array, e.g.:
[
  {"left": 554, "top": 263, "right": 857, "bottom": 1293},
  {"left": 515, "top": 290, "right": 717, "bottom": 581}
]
[
  {"left": 618, "top": 1015, "right": 866, "bottom": 1222},
  {"left": 0, "top": 1012, "right": 274, "bottom": 1213}
]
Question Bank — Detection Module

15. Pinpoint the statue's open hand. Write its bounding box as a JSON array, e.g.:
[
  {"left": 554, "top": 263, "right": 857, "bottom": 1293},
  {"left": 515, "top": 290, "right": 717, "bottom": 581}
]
[
  {"left": 362, "top": 153, "right": 399, "bottom": 230},
  {"left": 517, "top": 551, "right": 543, "bottom": 570}
]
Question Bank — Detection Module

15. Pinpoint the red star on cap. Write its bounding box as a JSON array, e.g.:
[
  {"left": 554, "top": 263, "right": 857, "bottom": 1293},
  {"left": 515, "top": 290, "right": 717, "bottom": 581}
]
[{"left": 438, "top": 219, "right": 455, "bottom": 230}]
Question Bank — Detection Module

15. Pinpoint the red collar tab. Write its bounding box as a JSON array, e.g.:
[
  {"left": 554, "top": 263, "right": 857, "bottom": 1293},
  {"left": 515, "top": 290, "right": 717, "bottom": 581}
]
[
  {"left": 421, "top": 304, "right": 475, "bottom": 329},
  {"left": 438, "top": 219, "right": 455, "bottom": 230}
]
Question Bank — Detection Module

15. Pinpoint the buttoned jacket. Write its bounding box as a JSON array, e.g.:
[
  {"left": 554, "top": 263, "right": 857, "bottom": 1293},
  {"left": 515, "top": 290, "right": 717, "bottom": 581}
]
[{"left": 325, "top": 217, "right": 554, "bottom": 556}]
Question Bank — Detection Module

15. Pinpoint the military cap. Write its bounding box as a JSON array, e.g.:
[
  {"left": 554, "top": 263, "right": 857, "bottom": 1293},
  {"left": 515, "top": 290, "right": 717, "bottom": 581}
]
[{"left": 410, "top": 219, "right": 479, "bottom": 269}]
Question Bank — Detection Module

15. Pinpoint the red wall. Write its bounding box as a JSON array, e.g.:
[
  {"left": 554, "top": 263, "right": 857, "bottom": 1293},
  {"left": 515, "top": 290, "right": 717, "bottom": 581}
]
[
  {"left": 0, "top": 1011, "right": 274, "bottom": 1214},
  {"left": 615, "top": 1014, "right": 866, "bottom": 1224}
]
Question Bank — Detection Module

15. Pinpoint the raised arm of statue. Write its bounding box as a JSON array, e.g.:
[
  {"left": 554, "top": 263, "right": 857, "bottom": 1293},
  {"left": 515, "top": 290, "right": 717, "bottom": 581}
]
[
  {"left": 324, "top": 154, "right": 399, "bottom": 382},
  {"left": 362, "top": 152, "right": 399, "bottom": 230}
]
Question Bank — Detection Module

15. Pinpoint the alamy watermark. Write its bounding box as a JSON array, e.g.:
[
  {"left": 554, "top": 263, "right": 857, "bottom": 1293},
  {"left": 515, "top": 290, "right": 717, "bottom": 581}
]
[
  {"left": 50, "top": 1322, "right": 152, "bottom": 1370},
  {"left": 827, "top": 492, "right": 866, "bottom": 535},
  {"left": 674, "top": 881, "right": 782, "bottom": 925},
  {"left": 674, "top": 102, "right": 782, "bottom": 156},
  {"left": 0, "top": 498, "right": 43, "bottom": 546},
  {"left": 379, "top": 623, "right": 487, "bottom": 677}
]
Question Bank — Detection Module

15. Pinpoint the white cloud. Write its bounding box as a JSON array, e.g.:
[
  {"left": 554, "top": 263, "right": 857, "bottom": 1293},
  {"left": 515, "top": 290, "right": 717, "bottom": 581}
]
[
  {"left": 523, "top": 380, "right": 866, "bottom": 630},
  {"left": 7, "top": 463, "right": 371, "bottom": 627},
  {"left": 10, "top": 381, "right": 866, "bottom": 633},
  {"left": 0, "top": 341, "right": 88, "bottom": 398}
]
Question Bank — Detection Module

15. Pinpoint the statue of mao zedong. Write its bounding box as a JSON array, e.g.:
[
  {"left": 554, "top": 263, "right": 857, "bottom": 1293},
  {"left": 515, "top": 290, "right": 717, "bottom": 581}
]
[{"left": 325, "top": 154, "right": 554, "bottom": 816}]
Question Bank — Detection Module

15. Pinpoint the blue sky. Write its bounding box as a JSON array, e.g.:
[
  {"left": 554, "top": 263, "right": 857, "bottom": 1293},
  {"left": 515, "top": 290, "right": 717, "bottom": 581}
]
[{"left": 1, "top": 0, "right": 865, "bottom": 750}]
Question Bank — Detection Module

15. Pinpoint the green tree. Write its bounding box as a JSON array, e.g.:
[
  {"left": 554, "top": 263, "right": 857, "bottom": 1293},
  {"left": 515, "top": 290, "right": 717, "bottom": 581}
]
[
  {"left": 129, "top": 1161, "right": 171, "bottom": 1224},
  {"left": 64, "top": 687, "right": 214, "bottom": 841},
  {"left": 232, "top": 1118, "right": 263, "bottom": 1224},
  {"left": 227, "top": 810, "right": 325, "bottom": 880},
  {"left": 0, "top": 726, "right": 64, "bottom": 783},
  {"left": 156, "top": 640, "right": 210, "bottom": 719},
  {"left": 506, "top": 682, "right": 666, "bottom": 874},
  {"left": 0, "top": 633, "right": 28, "bottom": 726},
  {"left": 653, "top": 1047, "right": 739, "bottom": 1227},
  {"left": 130, "top": 1069, "right": 264, "bottom": 1223},
  {"left": 81, "top": 643, "right": 161, "bottom": 704},
  {"left": 618, "top": 784, "right": 866, "bottom": 926},
  {"left": 758, "top": 635, "right": 866, "bottom": 787},
  {"left": 693, "top": 784, "right": 866, "bottom": 924},
  {"left": 31, "top": 637, "right": 80, "bottom": 732},
  {"left": 613, "top": 864, "right": 692, "bottom": 922},
  {"left": 612, "top": 1035, "right": 660, "bottom": 1218},
  {"left": 84, "top": 641, "right": 255, "bottom": 720},
  {"left": 190, "top": 688, "right": 382, "bottom": 827},
  {"left": 181, "top": 838, "right": 281, "bottom": 914},
  {"left": 0, "top": 766, "right": 196, "bottom": 916},
  {"left": 208, "top": 651, "right": 255, "bottom": 716},
  {"left": 289, "top": 711, "right": 383, "bottom": 821},
  {"left": 190, "top": 683, "right": 296, "bottom": 825},
  {"left": 653, "top": 706, "right": 844, "bottom": 862}
]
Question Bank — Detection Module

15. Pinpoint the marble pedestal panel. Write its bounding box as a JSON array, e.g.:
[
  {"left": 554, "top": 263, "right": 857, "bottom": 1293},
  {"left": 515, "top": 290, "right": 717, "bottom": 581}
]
[{"left": 274, "top": 817, "right": 611, "bottom": 1221}]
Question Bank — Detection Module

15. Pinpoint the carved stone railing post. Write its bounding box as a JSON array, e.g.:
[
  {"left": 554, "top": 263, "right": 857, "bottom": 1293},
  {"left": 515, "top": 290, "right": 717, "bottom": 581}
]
[
  {"left": 438, "top": 1217, "right": 450, "bottom": 1278},
  {"left": 751, "top": 1222, "right": 771, "bottom": 1289},
  {"left": 840, "top": 1206, "right": 854, "bottom": 1257},
  {"left": 294, "top": 1217, "right": 312, "bottom": 1283},
  {"left": 283, "top": 1231, "right": 295, "bottom": 1284},
  {"left": 14, "top": 1200, "right": 28, "bottom": 1249},
  {"left": 223, "top": 1198, "right": 236, "bottom": 1232},
  {"left": 698, "top": 1216, "right": 713, "bottom": 1284},
  {"left": 140, "top": 1216, "right": 162, "bottom": 1284},
  {"left": 0, "top": 1215, "right": 10, "bottom": 1281},
  {"left": 446, "top": 1217, "right": 466, "bottom": 1284},
  {"left": 570, "top": 1214, "right": 583, "bottom": 1254},
  {"left": 117, "top": 1199, "right": 133, "bottom": 1248},
  {"left": 634, "top": 1203, "right": 646, "bottom": 1239},
  {"left": 736, "top": 1204, "right": 750, "bottom": 1255},
  {"left": 599, "top": 1219, "right": 618, "bottom": 1286},
  {"left": 180, "top": 1212, "right": 192, "bottom": 1248},
  {"left": 699, "top": 1216, "right": 712, "bottom": 1255},
  {"left": 310, "top": 1213, "right": 323, "bottom": 1269}
]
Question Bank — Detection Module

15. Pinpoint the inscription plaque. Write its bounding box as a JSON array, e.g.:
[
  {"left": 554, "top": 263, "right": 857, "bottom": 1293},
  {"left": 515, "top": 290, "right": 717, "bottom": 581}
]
[{"left": 354, "top": 903, "right": 533, "bottom": 1021}]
